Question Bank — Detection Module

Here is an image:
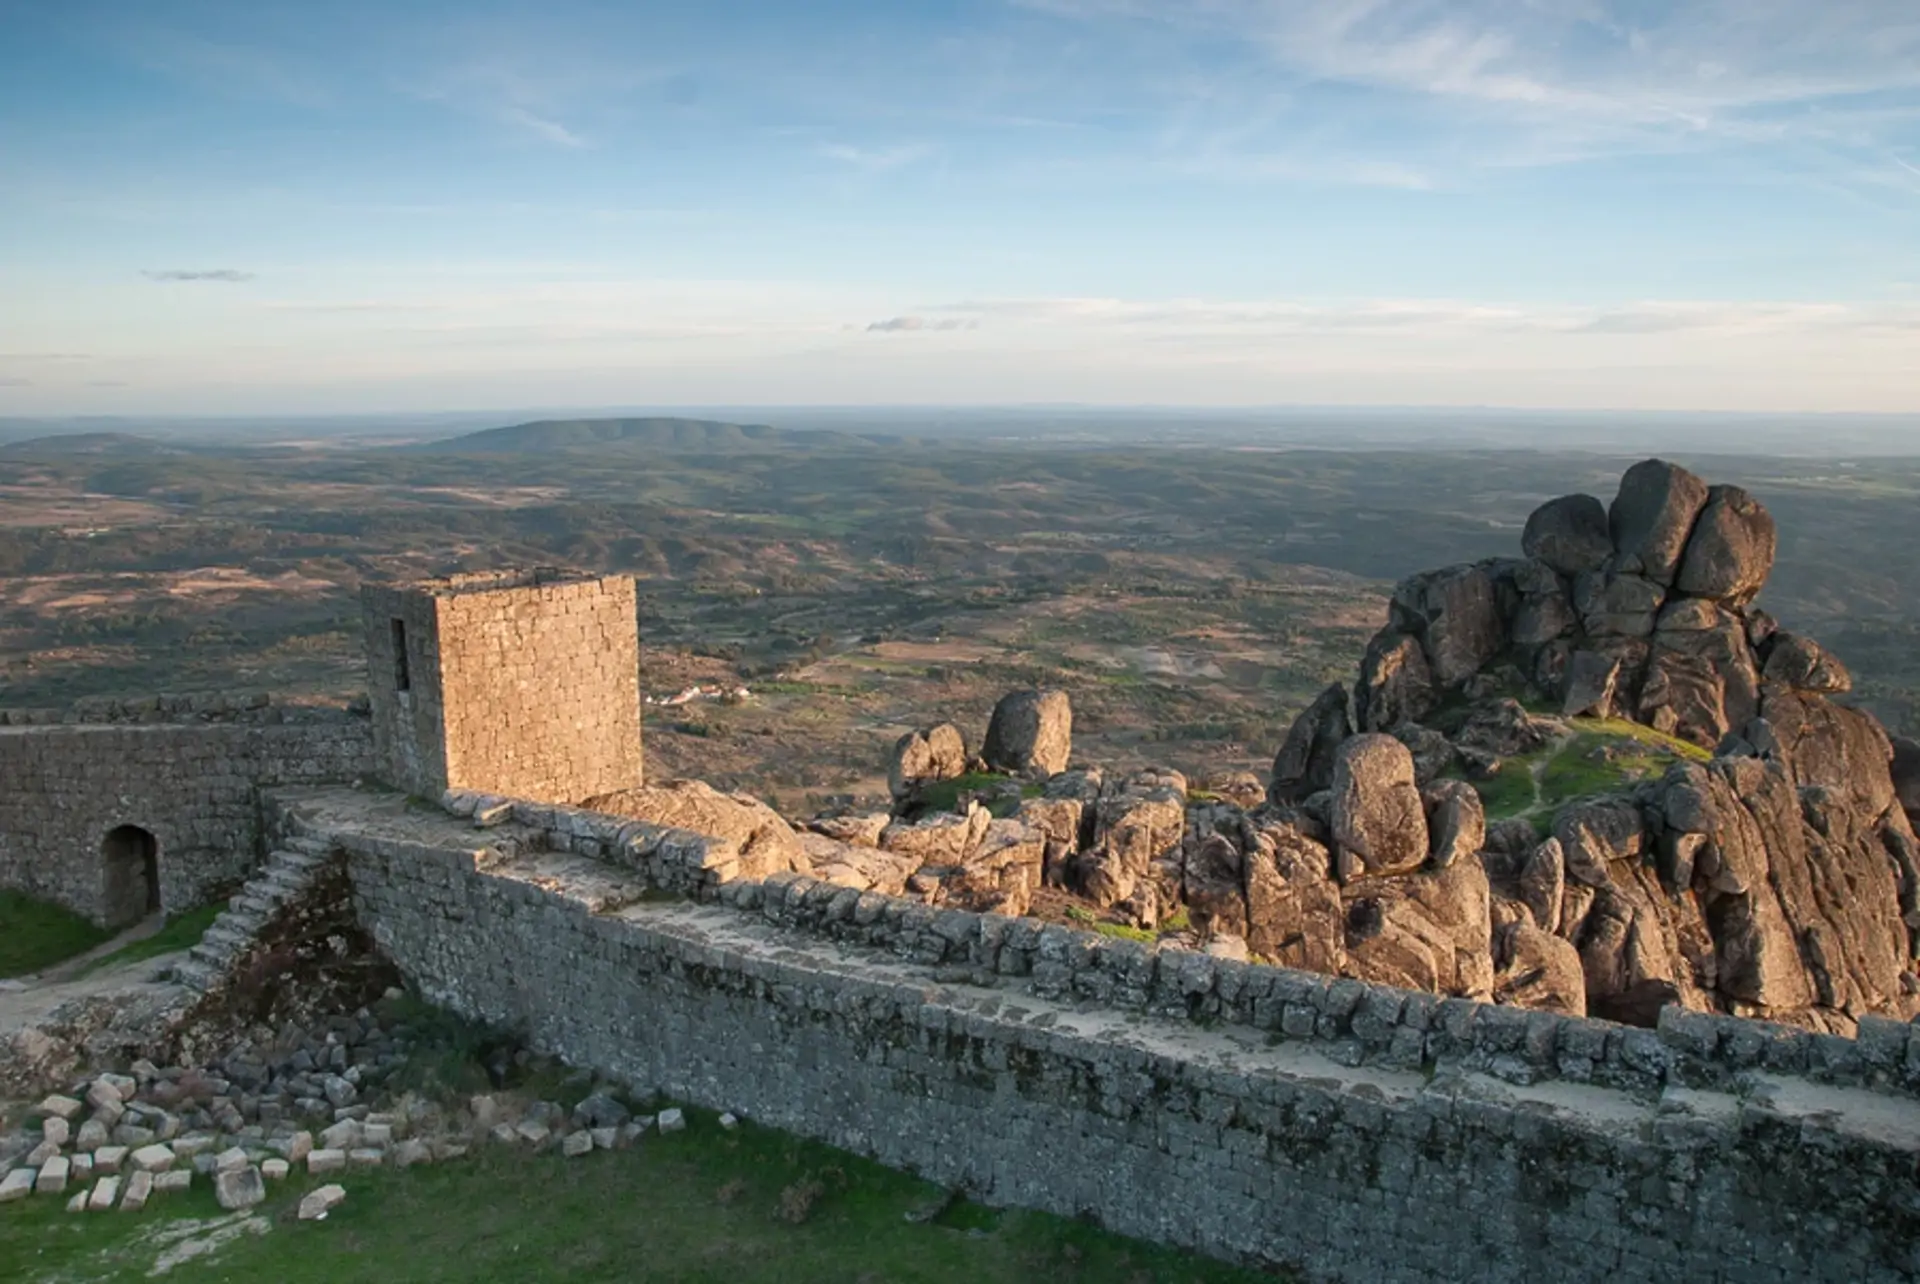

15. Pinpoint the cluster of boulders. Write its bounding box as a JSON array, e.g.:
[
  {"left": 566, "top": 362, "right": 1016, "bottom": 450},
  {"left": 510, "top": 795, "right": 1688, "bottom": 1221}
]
[
  {"left": 784, "top": 461, "right": 1920, "bottom": 1035},
  {"left": 1, "top": 1002, "right": 721, "bottom": 1223}
]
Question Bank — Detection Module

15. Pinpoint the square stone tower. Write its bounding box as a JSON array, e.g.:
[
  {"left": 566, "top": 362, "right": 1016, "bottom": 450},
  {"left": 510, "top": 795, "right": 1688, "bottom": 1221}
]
[{"left": 360, "top": 568, "right": 643, "bottom": 805}]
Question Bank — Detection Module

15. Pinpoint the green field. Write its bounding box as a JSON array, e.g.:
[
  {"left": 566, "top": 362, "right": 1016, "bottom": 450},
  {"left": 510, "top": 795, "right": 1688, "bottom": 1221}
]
[
  {"left": 0, "top": 1107, "right": 1285, "bottom": 1284},
  {"left": 0, "top": 891, "right": 114, "bottom": 979}
]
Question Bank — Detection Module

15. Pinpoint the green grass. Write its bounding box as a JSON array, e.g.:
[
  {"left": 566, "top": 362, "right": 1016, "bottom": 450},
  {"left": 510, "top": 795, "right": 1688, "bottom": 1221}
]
[
  {"left": 79, "top": 901, "right": 227, "bottom": 976},
  {"left": 0, "top": 891, "right": 116, "bottom": 979},
  {"left": 1459, "top": 716, "right": 1712, "bottom": 828},
  {"left": 916, "top": 771, "right": 1013, "bottom": 814},
  {"left": 0, "top": 1107, "right": 1285, "bottom": 1284}
]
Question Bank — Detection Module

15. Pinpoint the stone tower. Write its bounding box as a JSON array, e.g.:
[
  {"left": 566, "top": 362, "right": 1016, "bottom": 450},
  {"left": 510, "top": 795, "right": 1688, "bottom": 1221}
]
[{"left": 359, "top": 569, "right": 643, "bottom": 805}]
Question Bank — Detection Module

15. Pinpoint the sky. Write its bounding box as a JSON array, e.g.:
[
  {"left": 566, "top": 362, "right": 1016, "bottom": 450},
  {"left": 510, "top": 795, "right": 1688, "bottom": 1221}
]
[{"left": 2, "top": 0, "right": 1919, "bottom": 417}]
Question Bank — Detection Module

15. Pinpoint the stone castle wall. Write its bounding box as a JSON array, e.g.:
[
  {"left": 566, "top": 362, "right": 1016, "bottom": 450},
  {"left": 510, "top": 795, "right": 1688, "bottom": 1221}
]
[
  {"left": 0, "top": 721, "right": 373, "bottom": 927},
  {"left": 276, "top": 787, "right": 1920, "bottom": 1284},
  {"left": 361, "top": 571, "right": 643, "bottom": 805}
]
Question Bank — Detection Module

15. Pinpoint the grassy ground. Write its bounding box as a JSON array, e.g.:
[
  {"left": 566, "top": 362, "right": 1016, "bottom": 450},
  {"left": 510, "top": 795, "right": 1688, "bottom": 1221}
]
[
  {"left": 0, "top": 892, "right": 114, "bottom": 979},
  {"left": 0, "top": 1106, "right": 1286, "bottom": 1284},
  {"left": 1462, "top": 716, "right": 1712, "bottom": 831},
  {"left": 78, "top": 902, "right": 226, "bottom": 977}
]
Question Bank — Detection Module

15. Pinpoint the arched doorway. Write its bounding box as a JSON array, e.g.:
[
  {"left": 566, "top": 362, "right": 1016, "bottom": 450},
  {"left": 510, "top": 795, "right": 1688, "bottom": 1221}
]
[{"left": 101, "top": 825, "right": 160, "bottom": 929}]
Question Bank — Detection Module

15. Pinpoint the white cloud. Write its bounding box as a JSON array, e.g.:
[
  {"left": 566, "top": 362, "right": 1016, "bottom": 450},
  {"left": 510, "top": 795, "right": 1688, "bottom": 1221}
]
[
  {"left": 499, "top": 104, "right": 588, "bottom": 148},
  {"left": 820, "top": 143, "right": 931, "bottom": 169}
]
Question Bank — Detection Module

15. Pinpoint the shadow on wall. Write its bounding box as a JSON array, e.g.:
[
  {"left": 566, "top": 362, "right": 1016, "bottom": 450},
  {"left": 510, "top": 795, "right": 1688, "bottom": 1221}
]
[{"left": 101, "top": 823, "right": 159, "bottom": 929}]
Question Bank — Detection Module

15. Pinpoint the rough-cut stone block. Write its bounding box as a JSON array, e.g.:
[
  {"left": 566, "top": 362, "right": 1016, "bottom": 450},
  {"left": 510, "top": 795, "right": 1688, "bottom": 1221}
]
[
  {"left": 35, "top": 1156, "right": 70, "bottom": 1195},
  {"left": 87, "top": 1177, "right": 120, "bottom": 1211},
  {"left": 561, "top": 1129, "right": 594, "bottom": 1157},
  {"left": 214, "top": 1165, "right": 265, "bottom": 1211},
  {"left": 37, "top": 1094, "right": 82, "bottom": 1121},
  {"left": 128, "top": 1144, "right": 175, "bottom": 1173},
  {"left": 152, "top": 1171, "right": 192, "bottom": 1194},
  {"left": 119, "top": 1170, "right": 152, "bottom": 1212},
  {"left": 0, "top": 1169, "right": 33, "bottom": 1203},
  {"left": 298, "top": 1183, "right": 346, "bottom": 1220},
  {"left": 261, "top": 1159, "right": 290, "bottom": 1181},
  {"left": 656, "top": 1108, "right": 686, "bottom": 1134},
  {"left": 306, "top": 1148, "right": 346, "bottom": 1175}
]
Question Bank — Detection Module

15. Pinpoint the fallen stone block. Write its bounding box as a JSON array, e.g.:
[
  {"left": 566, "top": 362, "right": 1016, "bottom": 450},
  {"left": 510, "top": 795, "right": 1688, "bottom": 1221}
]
[
  {"left": 36, "top": 1156, "right": 70, "bottom": 1195},
  {"left": 261, "top": 1159, "right": 289, "bottom": 1181},
  {"left": 152, "top": 1170, "right": 192, "bottom": 1194},
  {"left": 0, "top": 1168, "right": 34, "bottom": 1203},
  {"left": 306, "top": 1149, "right": 346, "bottom": 1175},
  {"left": 26, "top": 1140, "right": 60, "bottom": 1168},
  {"left": 93, "top": 1146, "right": 127, "bottom": 1175},
  {"left": 656, "top": 1109, "right": 686, "bottom": 1135},
  {"left": 514, "top": 1121, "right": 551, "bottom": 1147},
  {"left": 214, "top": 1165, "right": 265, "bottom": 1211},
  {"left": 37, "top": 1094, "right": 83, "bottom": 1121},
  {"left": 119, "top": 1170, "right": 152, "bottom": 1212},
  {"left": 319, "top": 1120, "right": 360, "bottom": 1151},
  {"left": 75, "top": 1120, "right": 110, "bottom": 1152},
  {"left": 346, "top": 1148, "right": 384, "bottom": 1168},
  {"left": 41, "top": 1117, "right": 71, "bottom": 1148},
  {"left": 360, "top": 1122, "right": 393, "bottom": 1148},
  {"left": 561, "top": 1130, "right": 594, "bottom": 1158},
  {"left": 589, "top": 1127, "right": 619, "bottom": 1151},
  {"left": 298, "top": 1183, "right": 346, "bottom": 1221},
  {"left": 129, "top": 1144, "right": 175, "bottom": 1173},
  {"left": 392, "top": 1139, "right": 431, "bottom": 1168},
  {"left": 171, "top": 1134, "right": 214, "bottom": 1159},
  {"left": 70, "top": 1154, "right": 93, "bottom": 1185},
  {"left": 65, "top": 1189, "right": 88, "bottom": 1213},
  {"left": 87, "top": 1177, "right": 120, "bottom": 1211},
  {"left": 718, "top": 1113, "right": 739, "bottom": 1131},
  {"left": 214, "top": 1146, "right": 249, "bottom": 1172},
  {"left": 489, "top": 1123, "right": 518, "bottom": 1146}
]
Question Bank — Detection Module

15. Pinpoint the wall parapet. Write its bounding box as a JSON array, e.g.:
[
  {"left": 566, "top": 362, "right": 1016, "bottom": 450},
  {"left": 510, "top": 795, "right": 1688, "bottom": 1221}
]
[
  {"left": 0, "top": 689, "right": 368, "bottom": 727},
  {"left": 438, "top": 787, "right": 1920, "bottom": 1105}
]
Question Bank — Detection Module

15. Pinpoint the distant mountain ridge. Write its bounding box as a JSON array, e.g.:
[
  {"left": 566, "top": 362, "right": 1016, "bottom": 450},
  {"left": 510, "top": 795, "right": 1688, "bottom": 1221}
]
[
  {"left": 414, "top": 417, "right": 888, "bottom": 453},
  {"left": 0, "top": 432, "right": 177, "bottom": 456}
]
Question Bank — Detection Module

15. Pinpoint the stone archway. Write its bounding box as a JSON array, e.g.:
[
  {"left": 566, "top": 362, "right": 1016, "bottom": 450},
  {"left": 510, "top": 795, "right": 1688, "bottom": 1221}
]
[{"left": 101, "top": 824, "right": 160, "bottom": 929}]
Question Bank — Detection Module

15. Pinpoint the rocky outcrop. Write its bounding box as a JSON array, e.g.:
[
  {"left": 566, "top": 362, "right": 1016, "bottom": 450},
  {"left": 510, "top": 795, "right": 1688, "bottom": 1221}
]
[
  {"left": 888, "top": 724, "right": 969, "bottom": 802},
  {"left": 982, "top": 689, "right": 1072, "bottom": 778},
  {"left": 1609, "top": 458, "right": 1710, "bottom": 586},
  {"left": 1075, "top": 770, "right": 1186, "bottom": 908},
  {"left": 1268, "top": 683, "right": 1352, "bottom": 802}
]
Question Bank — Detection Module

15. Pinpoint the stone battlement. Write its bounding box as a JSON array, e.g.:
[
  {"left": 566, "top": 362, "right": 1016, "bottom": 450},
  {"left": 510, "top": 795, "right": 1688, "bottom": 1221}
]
[{"left": 268, "top": 784, "right": 1920, "bottom": 1284}]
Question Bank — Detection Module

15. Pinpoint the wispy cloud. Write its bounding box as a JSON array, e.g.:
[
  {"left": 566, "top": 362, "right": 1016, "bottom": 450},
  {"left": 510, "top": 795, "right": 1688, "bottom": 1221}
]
[
  {"left": 866, "top": 316, "right": 978, "bottom": 332},
  {"left": 499, "top": 104, "right": 588, "bottom": 149},
  {"left": 143, "top": 269, "right": 256, "bottom": 283},
  {"left": 820, "top": 143, "right": 931, "bottom": 170},
  {"left": 113, "top": 29, "right": 332, "bottom": 108}
]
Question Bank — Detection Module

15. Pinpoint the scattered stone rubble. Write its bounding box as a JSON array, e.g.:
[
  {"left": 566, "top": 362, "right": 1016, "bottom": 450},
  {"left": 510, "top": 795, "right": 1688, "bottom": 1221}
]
[{"left": 1, "top": 999, "right": 718, "bottom": 1221}]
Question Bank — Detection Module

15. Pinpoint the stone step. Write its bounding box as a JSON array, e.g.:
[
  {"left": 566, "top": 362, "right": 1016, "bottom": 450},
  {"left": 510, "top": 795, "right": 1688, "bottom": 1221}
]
[
  {"left": 286, "top": 836, "right": 334, "bottom": 858},
  {"left": 230, "top": 893, "right": 274, "bottom": 918},
  {"left": 187, "top": 940, "right": 237, "bottom": 969},
  {"left": 170, "top": 958, "right": 221, "bottom": 992}
]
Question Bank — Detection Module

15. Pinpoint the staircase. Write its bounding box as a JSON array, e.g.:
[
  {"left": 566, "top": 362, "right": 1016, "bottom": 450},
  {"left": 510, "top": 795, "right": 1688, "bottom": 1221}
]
[{"left": 171, "top": 836, "right": 338, "bottom": 995}]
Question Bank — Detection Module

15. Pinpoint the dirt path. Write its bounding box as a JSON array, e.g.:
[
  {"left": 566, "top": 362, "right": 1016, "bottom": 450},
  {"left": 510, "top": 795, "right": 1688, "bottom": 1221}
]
[{"left": 0, "top": 914, "right": 184, "bottom": 1044}]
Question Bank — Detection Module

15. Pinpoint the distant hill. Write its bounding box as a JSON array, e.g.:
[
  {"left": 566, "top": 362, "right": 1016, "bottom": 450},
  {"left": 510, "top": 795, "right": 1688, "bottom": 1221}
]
[
  {"left": 413, "top": 417, "right": 887, "bottom": 454},
  {"left": 0, "top": 432, "right": 177, "bottom": 457}
]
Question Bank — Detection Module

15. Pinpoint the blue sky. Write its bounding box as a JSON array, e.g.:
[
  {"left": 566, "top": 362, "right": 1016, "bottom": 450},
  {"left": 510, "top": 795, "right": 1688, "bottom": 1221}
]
[{"left": 2, "top": 0, "right": 1918, "bottom": 415}]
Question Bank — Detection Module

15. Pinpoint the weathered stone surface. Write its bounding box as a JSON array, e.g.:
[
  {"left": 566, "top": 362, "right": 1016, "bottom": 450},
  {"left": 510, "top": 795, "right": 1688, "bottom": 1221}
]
[
  {"left": 1893, "top": 735, "right": 1920, "bottom": 825},
  {"left": 1676, "top": 484, "right": 1776, "bottom": 602},
  {"left": 1422, "top": 780, "right": 1485, "bottom": 870},
  {"left": 1355, "top": 632, "right": 1433, "bottom": 732},
  {"left": 38, "top": 1094, "right": 82, "bottom": 1120},
  {"left": 87, "top": 1176, "right": 120, "bottom": 1211},
  {"left": 152, "top": 1170, "right": 191, "bottom": 1194},
  {"left": 656, "top": 1108, "right": 686, "bottom": 1134},
  {"left": 589, "top": 781, "right": 803, "bottom": 880},
  {"left": 1331, "top": 735, "right": 1430, "bottom": 879},
  {"left": 800, "top": 838, "right": 920, "bottom": 896},
  {"left": 981, "top": 689, "right": 1072, "bottom": 777},
  {"left": 1391, "top": 565, "right": 1507, "bottom": 687},
  {"left": 880, "top": 804, "right": 991, "bottom": 865},
  {"left": 936, "top": 819, "right": 1046, "bottom": 916},
  {"left": 1244, "top": 821, "right": 1342, "bottom": 971},
  {"left": 887, "top": 724, "right": 969, "bottom": 801},
  {"left": 0, "top": 1168, "right": 33, "bottom": 1203},
  {"left": 306, "top": 1148, "right": 346, "bottom": 1174},
  {"left": 1518, "top": 839, "right": 1566, "bottom": 935},
  {"left": 1523, "top": 493, "right": 1613, "bottom": 576},
  {"left": 1269, "top": 683, "right": 1352, "bottom": 802},
  {"left": 298, "top": 1183, "right": 346, "bottom": 1220},
  {"left": 1392, "top": 724, "right": 1456, "bottom": 788},
  {"left": 807, "top": 812, "right": 891, "bottom": 848},
  {"left": 1077, "top": 773, "right": 1186, "bottom": 907},
  {"left": 562, "top": 1129, "right": 594, "bottom": 1157},
  {"left": 1609, "top": 458, "right": 1711, "bottom": 586},
  {"left": 1342, "top": 858, "right": 1494, "bottom": 999},
  {"left": 1642, "top": 608, "right": 1761, "bottom": 748},
  {"left": 1496, "top": 923, "right": 1588, "bottom": 1016},
  {"left": 1561, "top": 650, "right": 1622, "bottom": 718},
  {"left": 1575, "top": 570, "right": 1666, "bottom": 637},
  {"left": 1763, "top": 632, "right": 1853, "bottom": 694}
]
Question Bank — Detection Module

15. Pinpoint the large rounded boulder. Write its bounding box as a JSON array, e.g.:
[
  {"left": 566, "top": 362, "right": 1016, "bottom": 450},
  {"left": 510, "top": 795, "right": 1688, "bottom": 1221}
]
[
  {"left": 1609, "top": 458, "right": 1710, "bottom": 586},
  {"left": 888, "top": 723, "right": 969, "bottom": 801},
  {"left": 1330, "top": 734, "right": 1430, "bottom": 879},
  {"left": 982, "top": 688, "right": 1073, "bottom": 777},
  {"left": 1676, "top": 484, "right": 1776, "bottom": 602},
  {"left": 1522, "top": 493, "right": 1613, "bottom": 576}
]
